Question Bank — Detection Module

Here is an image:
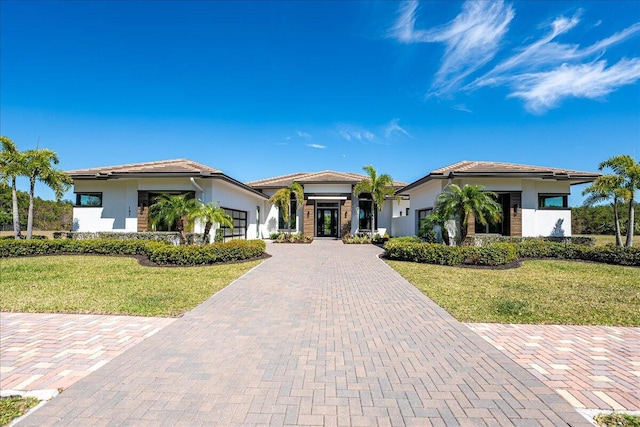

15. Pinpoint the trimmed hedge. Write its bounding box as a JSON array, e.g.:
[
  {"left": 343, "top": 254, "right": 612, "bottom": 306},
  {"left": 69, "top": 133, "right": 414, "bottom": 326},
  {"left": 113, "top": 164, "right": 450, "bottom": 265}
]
[
  {"left": 463, "top": 235, "right": 596, "bottom": 247},
  {"left": 384, "top": 239, "right": 640, "bottom": 267},
  {"left": 0, "top": 238, "right": 266, "bottom": 266},
  {"left": 53, "top": 231, "right": 205, "bottom": 244}
]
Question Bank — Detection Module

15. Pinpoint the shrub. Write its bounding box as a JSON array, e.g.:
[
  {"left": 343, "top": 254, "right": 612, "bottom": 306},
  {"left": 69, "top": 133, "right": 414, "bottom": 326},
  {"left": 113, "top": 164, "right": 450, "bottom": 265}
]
[
  {"left": 464, "top": 235, "right": 596, "bottom": 247},
  {"left": 464, "top": 243, "right": 518, "bottom": 266},
  {"left": 272, "top": 232, "right": 312, "bottom": 243},
  {"left": 55, "top": 231, "right": 205, "bottom": 245},
  {"left": 342, "top": 234, "right": 372, "bottom": 244},
  {"left": 0, "top": 235, "right": 47, "bottom": 240},
  {"left": 0, "top": 238, "right": 266, "bottom": 266},
  {"left": 384, "top": 240, "right": 466, "bottom": 266}
]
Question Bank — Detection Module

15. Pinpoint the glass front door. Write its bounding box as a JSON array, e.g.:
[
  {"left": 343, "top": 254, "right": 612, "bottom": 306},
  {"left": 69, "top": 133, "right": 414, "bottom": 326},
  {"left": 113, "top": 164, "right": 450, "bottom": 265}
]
[{"left": 317, "top": 208, "right": 338, "bottom": 237}]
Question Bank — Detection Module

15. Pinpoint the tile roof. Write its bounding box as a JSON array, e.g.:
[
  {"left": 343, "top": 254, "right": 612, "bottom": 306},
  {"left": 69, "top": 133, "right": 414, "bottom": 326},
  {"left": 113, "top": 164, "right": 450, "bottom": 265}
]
[
  {"left": 399, "top": 160, "right": 600, "bottom": 193},
  {"left": 247, "top": 170, "right": 407, "bottom": 189},
  {"left": 66, "top": 159, "right": 222, "bottom": 177}
]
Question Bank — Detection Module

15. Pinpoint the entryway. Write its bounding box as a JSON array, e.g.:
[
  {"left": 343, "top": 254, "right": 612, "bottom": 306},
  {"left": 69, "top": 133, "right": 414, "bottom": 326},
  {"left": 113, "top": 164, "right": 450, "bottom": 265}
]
[{"left": 316, "top": 207, "right": 338, "bottom": 237}]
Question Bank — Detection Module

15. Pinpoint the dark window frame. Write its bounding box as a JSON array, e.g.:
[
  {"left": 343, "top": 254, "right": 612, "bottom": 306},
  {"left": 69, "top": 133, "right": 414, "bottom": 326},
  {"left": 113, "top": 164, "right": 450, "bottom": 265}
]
[
  {"left": 220, "top": 207, "right": 247, "bottom": 242},
  {"left": 277, "top": 198, "right": 297, "bottom": 230},
  {"left": 416, "top": 208, "right": 433, "bottom": 234},
  {"left": 538, "top": 194, "right": 569, "bottom": 210},
  {"left": 75, "top": 192, "right": 103, "bottom": 207}
]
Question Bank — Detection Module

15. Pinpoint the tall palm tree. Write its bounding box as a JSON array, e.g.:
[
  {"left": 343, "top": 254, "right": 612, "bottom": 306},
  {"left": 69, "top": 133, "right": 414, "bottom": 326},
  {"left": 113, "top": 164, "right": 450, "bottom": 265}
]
[
  {"left": 269, "top": 182, "right": 304, "bottom": 235},
  {"left": 149, "top": 193, "right": 200, "bottom": 244},
  {"left": 0, "top": 136, "right": 24, "bottom": 239},
  {"left": 582, "top": 175, "right": 627, "bottom": 246},
  {"left": 22, "top": 148, "right": 73, "bottom": 239},
  {"left": 434, "top": 184, "right": 502, "bottom": 245},
  {"left": 188, "top": 201, "right": 233, "bottom": 244},
  {"left": 353, "top": 165, "right": 396, "bottom": 235},
  {"left": 599, "top": 154, "right": 640, "bottom": 247}
]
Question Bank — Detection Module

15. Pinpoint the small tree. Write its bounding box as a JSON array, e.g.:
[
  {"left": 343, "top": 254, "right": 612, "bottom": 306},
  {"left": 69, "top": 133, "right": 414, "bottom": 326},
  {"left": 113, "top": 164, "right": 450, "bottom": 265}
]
[
  {"left": 434, "top": 184, "right": 502, "bottom": 245},
  {"left": 149, "top": 193, "right": 199, "bottom": 244},
  {"left": 269, "top": 182, "right": 304, "bottom": 235},
  {"left": 22, "top": 148, "right": 73, "bottom": 239},
  {"left": 599, "top": 155, "right": 640, "bottom": 247},
  {"left": 0, "top": 136, "right": 24, "bottom": 239},
  {"left": 582, "top": 175, "right": 627, "bottom": 246},
  {"left": 189, "top": 201, "right": 233, "bottom": 244},
  {"left": 353, "top": 165, "right": 396, "bottom": 236}
]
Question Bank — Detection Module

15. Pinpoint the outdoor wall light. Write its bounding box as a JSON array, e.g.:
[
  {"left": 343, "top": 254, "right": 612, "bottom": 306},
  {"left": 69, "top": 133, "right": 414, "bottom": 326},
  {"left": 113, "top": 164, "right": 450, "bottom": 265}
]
[
  {"left": 345, "top": 211, "right": 348, "bottom": 218},
  {"left": 307, "top": 211, "right": 310, "bottom": 218},
  {"left": 513, "top": 203, "right": 519, "bottom": 214},
  {"left": 139, "top": 202, "right": 145, "bottom": 214}
]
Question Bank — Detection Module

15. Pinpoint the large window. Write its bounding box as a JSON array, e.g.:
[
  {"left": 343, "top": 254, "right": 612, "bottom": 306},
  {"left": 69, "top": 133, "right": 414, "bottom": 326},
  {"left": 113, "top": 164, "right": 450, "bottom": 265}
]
[
  {"left": 278, "top": 199, "right": 297, "bottom": 230},
  {"left": 416, "top": 208, "right": 432, "bottom": 234},
  {"left": 358, "top": 199, "right": 375, "bottom": 230},
  {"left": 539, "top": 194, "right": 568, "bottom": 209},
  {"left": 220, "top": 208, "right": 247, "bottom": 241},
  {"left": 75, "top": 193, "right": 102, "bottom": 207}
]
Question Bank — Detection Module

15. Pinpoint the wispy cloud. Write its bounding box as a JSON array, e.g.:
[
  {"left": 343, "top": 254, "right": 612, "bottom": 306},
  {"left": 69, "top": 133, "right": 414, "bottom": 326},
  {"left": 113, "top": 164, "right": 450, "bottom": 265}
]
[
  {"left": 339, "top": 128, "right": 375, "bottom": 142},
  {"left": 452, "top": 104, "right": 473, "bottom": 113},
  {"left": 384, "top": 119, "right": 411, "bottom": 138},
  {"left": 297, "top": 131, "right": 312, "bottom": 140},
  {"left": 391, "top": 1, "right": 640, "bottom": 113},
  {"left": 306, "top": 143, "right": 326, "bottom": 149},
  {"left": 509, "top": 59, "right": 640, "bottom": 113},
  {"left": 390, "top": 0, "right": 514, "bottom": 96}
]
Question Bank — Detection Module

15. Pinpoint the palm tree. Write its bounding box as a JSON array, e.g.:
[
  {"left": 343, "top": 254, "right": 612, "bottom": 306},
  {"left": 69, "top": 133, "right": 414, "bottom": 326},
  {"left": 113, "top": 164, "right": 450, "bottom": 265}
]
[
  {"left": 353, "top": 165, "right": 396, "bottom": 236},
  {"left": 22, "top": 148, "right": 73, "bottom": 239},
  {"left": 582, "top": 175, "right": 627, "bottom": 246},
  {"left": 599, "top": 155, "right": 640, "bottom": 247},
  {"left": 269, "top": 182, "right": 304, "bottom": 235},
  {"left": 189, "top": 201, "right": 233, "bottom": 244},
  {"left": 434, "top": 184, "right": 502, "bottom": 245},
  {"left": 148, "top": 193, "right": 200, "bottom": 244},
  {"left": 0, "top": 136, "right": 24, "bottom": 239}
]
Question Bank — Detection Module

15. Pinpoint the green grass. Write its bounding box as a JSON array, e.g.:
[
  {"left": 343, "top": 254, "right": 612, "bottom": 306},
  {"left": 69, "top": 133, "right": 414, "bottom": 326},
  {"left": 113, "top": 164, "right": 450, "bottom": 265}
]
[
  {"left": 595, "top": 412, "right": 640, "bottom": 427},
  {"left": 0, "top": 255, "right": 262, "bottom": 317},
  {"left": 387, "top": 259, "right": 640, "bottom": 326},
  {"left": 576, "top": 234, "right": 639, "bottom": 246},
  {"left": 0, "top": 396, "right": 39, "bottom": 426}
]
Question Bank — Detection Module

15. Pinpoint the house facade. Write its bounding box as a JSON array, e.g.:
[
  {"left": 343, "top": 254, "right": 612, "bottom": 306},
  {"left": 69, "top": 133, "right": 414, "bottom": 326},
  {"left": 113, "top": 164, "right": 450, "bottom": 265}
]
[
  {"left": 68, "top": 159, "right": 599, "bottom": 240},
  {"left": 393, "top": 161, "right": 600, "bottom": 239},
  {"left": 247, "top": 171, "right": 408, "bottom": 239},
  {"left": 68, "top": 159, "right": 269, "bottom": 241}
]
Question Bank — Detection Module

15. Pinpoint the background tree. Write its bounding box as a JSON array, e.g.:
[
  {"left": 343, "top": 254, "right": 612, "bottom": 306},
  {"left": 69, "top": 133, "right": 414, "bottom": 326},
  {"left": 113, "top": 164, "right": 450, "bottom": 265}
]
[
  {"left": 269, "top": 182, "right": 304, "bottom": 235},
  {"left": 582, "top": 175, "right": 627, "bottom": 246},
  {"left": 0, "top": 136, "right": 25, "bottom": 239},
  {"left": 434, "top": 184, "right": 502, "bottom": 245},
  {"left": 188, "top": 201, "right": 233, "bottom": 244},
  {"left": 148, "top": 193, "right": 199, "bottom": 244},
  {"left": 599, "top": 155, "right": 640, "bottom": 247},
  {"left": 23, "top": 148, "right": 72, "bottom": 239},
  {"left": 353, "top": 165, "right": 396, "bottom": 235}
]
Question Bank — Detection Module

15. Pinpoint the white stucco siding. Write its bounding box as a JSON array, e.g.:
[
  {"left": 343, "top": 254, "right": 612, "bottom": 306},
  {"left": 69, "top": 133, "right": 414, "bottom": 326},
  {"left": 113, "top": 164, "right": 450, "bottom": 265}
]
[
  {"left": 391, "top": 216, "right": 413, "bottom": 237},
  {"left": 304, "top": 183, "right": 352, "bottom": 194},
  {"left": 521, "top": 209, "right": 572, "bottom": 237},
  {"left": 404, "top": 180, "right": 445, "bottom": 236},
  {"left": 73, "top": 180, "right": 138, "bottom": 232},
  {"left": 209, "top": 180, "right": 267, "bottom": 240}
]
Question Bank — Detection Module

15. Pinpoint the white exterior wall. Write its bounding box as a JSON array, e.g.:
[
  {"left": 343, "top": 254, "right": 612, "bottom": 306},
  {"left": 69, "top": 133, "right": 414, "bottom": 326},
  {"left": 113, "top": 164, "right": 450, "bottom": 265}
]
[
  {"left": 73, "top": 180, "right": 138, "bottom": 232},
  {"left": 259, "top": 189, "right": 302, "bottom": 235},
  {"left": 73, "top": 177, "right": 267, "bottom": 238},
  {"left": 403, "top": 180, "right": 446, "bottom": 236}
]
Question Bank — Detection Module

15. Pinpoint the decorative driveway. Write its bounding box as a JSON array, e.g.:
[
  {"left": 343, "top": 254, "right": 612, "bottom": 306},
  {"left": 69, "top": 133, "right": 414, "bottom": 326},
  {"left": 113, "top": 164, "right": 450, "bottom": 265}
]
[{"left": 10, "top": 240, "right": 588, "bottom": 426}]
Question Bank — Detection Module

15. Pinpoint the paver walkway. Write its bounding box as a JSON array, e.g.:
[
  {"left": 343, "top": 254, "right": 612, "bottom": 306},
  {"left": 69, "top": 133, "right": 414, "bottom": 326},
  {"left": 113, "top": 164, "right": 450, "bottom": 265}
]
[
  {"left": 1, "top": 313, "right": 175, "bottom": 392},
  {"left": 468, "top": 323, "right": 640, "bottom": 411},
  {"left": 16, "top": 241, "right": 588, "bottom": 426}
]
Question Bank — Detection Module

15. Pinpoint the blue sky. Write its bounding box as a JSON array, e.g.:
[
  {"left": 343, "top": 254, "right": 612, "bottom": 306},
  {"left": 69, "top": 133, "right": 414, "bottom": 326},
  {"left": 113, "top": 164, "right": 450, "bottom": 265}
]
[{"left": 2, "top": 0, "right": 639, "bottom": 206}]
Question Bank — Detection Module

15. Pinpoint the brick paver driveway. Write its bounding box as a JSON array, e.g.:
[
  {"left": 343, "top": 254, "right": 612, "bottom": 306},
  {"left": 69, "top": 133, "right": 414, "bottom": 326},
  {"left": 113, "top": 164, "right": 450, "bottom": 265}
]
[{"left": 21, "top": 240, "right": 588, "bottom": 426}]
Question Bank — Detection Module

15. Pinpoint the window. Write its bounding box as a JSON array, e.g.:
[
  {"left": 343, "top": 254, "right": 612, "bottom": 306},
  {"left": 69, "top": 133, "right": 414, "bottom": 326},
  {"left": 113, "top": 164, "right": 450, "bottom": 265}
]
[
  {"left": 278, "top": 199, "right": 297, "bottom": 230},
  {"left": 416, "top": 208, "right": 432, "bottom": 234},
  {"left": 75, "top": 193, "right": 102, "bottom": 207},
  {"left": 220, "top": 207, "right": 247, "bottom": 241},
  {"left": 358, "top": 199, "right": 375, "bottom": 230},
  {"left": 539, "top": 194, "right": 568, "bottom": 209}
]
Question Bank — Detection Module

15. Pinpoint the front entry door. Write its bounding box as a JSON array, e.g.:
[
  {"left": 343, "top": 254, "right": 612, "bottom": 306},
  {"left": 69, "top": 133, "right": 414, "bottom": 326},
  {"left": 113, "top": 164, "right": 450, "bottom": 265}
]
[{"left": 317, "top": 208, "right": 338, "bottom": 237}]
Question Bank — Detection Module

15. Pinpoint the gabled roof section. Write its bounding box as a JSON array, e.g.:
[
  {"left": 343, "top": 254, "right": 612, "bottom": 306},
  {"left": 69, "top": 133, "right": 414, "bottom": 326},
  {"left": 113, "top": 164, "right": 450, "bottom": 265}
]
[
  {"left": 247, "top": 170, "right": 407, "bottom": 189},
  {"left": 66, "top": 159, "right": 222, "bottom": 178},
  {"left": 66, "top": 158, "right": 268, "bottom": 199},
  {"left": 399, "top": 160, "right": 600, "bottom": 193}
]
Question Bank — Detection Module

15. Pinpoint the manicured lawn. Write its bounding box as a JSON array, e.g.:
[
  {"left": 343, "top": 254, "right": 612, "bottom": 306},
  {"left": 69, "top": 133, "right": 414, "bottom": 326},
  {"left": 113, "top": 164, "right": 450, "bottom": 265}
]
[
  {"left": 576, "top": 234, "right": 638, "bottom": 246},
  {"left": 0, "top": 396, "right": 39, "bottom": 426},
  {"left": 0, "top": 256, "right": 262, "bottom": 317},
  {"left": 387, "top": 259, "right": 640, "bottom": 326}
]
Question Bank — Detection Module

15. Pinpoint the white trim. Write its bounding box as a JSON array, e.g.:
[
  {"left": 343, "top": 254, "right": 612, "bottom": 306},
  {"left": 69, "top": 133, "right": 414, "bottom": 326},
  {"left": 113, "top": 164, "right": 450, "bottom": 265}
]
[{"left": 308, "top": 196, "right": 347, "bottom": 200}]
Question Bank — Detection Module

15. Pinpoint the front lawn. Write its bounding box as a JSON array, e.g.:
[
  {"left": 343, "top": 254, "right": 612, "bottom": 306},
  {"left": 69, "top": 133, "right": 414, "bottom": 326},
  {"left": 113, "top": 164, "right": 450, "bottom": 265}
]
[
  {"left": 0, "top": 256, "right": 261, "bottom": 317},
  {"left": 387, "top": 259, "right": 640, "bottom": 326}
]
